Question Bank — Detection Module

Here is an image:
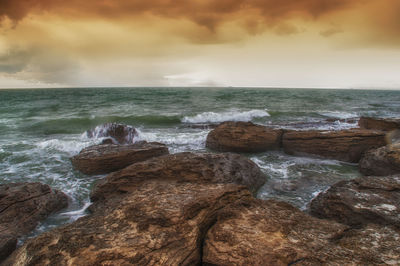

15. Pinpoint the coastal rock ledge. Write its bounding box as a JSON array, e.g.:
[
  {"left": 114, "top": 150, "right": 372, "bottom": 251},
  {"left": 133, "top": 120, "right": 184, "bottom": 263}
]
[
  {"left": 358, "top": 117, "right": 400, "bottom": 131},
  {"left": 206, "top": 121, "right": 283, "bottom": 152},
  {"left": 310, "top": 175, "right": 400, "bottom": 228},
  {"left": 90, "top": 152, "right": 267, "bottom": 202},
  {"left": 71, "top": 141, "right": 169, "bottom": 175},
  {"left": 282, "top": 129, "right": 386, "bottom": 162},
  {"left": 0, "top": 182, "right": 68, "bottom": 262},
  {"left": 359, "top": 144, "right": 400, "bottom": 176}
]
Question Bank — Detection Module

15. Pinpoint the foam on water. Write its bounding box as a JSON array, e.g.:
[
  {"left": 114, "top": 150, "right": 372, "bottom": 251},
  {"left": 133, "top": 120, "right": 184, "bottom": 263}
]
[
  {"left": 318, "top": 111, "right": 358, "bottom": 119},
  {"left": 182, "top": 109, "right": 270, "bottom": 124},
  {"left": 136, "top": 128, "right": 209, "bottom": 153}
]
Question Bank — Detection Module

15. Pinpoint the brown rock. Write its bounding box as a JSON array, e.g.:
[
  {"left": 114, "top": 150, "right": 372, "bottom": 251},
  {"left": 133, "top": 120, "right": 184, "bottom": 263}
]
[
  {"left": 90, "top": 152, "right": 267, "bottom": 203},
  {"left": 206, "top": 121, "right": 283, "bottom": 153},
  {"left": 71, "top": 141, "right": 169, "bottom": 175},
  {"left": 359, "top": 117, "right": 400, "bottom": 131},
  {"left": 359, "top": 144, "right": 400, "bottom": 176},
  {"left": 0, "top": 183, "right": 68, "bottom": 262},
  {"left": 282, "top": 129, "right": 386, "bottom": 162},
  {"left": 4, "top": 181, "right": 251, "bottom": 266},
  {"left": 203, "top": 198, "right": 400, "bottom": 265},
  {"left": 85, "top": 123, "right": 137, "bottom": 144},
  {"left": 310, "top": 175, "right": 400, "bottom": 228}
]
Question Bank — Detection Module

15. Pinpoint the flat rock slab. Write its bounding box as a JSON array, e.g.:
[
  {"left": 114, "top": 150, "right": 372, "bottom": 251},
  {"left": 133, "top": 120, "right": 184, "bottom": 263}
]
[
  {"left": 203, "top": 199, "right": 400, "bottom": 265},
  {"left": 282, "top": 129, "right": 386, "bottom": 162},
  {"left": 71, "top": 141, "right": 169, "bottom": 175},
  {"left": 85, "top": 123, "right": 138, "bottom": 144},
  {"left": 0, "top": 183, "right": 68, "bottom": 262},
  {"left": 90, "top": 152, "right": 267, "bottom": 203},
  {"left": 359, "top": 117, "right": 400, "bottom": 131},
  {"left": 310, "top": 175, "right": 400, "bottom": 228},
  {"left": 206, "top": 121, "right": 283, "bottom": 153},
  {"left": 4, "top": 181, "right": 251, "bottom": 266},
  {"left": 359, "top": 144, "right": 400, "bottom": 176}
]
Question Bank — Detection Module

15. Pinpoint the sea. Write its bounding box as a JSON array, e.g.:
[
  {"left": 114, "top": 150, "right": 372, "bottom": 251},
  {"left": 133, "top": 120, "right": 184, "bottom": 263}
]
[{"left": 1, "top": 87, "right": 400, "bottom": 239}]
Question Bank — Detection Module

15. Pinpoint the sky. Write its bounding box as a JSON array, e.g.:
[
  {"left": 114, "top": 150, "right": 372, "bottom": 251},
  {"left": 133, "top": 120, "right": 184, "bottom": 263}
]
[{"left": 0, "top": 0, "right": 399, "bottom": 89}]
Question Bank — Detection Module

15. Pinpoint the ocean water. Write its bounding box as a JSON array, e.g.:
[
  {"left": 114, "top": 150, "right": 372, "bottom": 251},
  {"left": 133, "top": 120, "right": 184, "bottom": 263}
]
[{"left": 1, "top": 87, "right": 400, "bottom": 237}]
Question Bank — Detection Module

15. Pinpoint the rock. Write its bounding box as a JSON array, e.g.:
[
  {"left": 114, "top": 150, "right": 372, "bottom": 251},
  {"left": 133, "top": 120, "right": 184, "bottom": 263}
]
[
  {"left": 359, "top": 117, "right": 400, "bottom": 131},
  {"left": 91, "top": 152, "right": 267, "bottom": 202},
  {"left": 206, "top": 121, "right": 283, "bottom": 153},
  {"left": 310, "top": 175, "right": 400, "bottom": 228},
  {"left": 4, "top": 181, "right": 251, "bottom": 266},
  {"left": 203, "top": 198, "right": 400, "bottom": 265},
  {"left": 282, "top": 129, "right": 386, "bottom": 162},
  {"left": 359, "top": 144, "right": 400, "bottom": 176},
  {"left": 71, "top": 141, "right": 169, "bottom": 175},
  {"left": 85, "top": 123, "right": 137, "bottom": 144},
  {"left": 0, "top": 183, "right": 68, "bottom": 262}
]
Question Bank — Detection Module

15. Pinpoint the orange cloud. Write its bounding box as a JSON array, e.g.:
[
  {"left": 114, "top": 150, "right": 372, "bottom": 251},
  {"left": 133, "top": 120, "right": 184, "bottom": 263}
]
[{"left": 0, "top": 0, "right": 359, "bottom": 29}]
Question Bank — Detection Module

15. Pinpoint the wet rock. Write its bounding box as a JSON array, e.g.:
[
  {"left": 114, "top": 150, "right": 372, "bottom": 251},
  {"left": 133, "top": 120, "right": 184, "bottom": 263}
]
[
  {"left": 85, "top": 123, "right": 137, "bottom": 144},
  {"left": 206, "top": 121, "right": 283, "bottom": 153},
  {"left": 359, "top": 144, "right": 400, "bottom": 176},
  {"left": 71, "top": 141, "right": 169, "bottom": 175},
  {"left": 359, "top": 117, "right": 400, "bottom": 131},
  {"left": 0, "top": 183, "right": 68, "bottom": 262},
  {"left": 4, "top": 181, "right": 251, "bottom": 266},
  {"left": 203, "top": 198, "right": 400, "bottom": 265},
  {"left": 91, "top": 152, "right": 267, "bottom": 202},
  {"left": 310, "top": 175, "right": 400, "bottom": 228},
  {"left": 282, "top": 129, "right": 386, "bottom": 162}
]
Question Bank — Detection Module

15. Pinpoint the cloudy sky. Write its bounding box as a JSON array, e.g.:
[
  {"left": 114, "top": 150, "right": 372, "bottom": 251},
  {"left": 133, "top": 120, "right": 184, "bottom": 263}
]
[{"left": 0, "top": 0, "right": 399, "bottom": 88}]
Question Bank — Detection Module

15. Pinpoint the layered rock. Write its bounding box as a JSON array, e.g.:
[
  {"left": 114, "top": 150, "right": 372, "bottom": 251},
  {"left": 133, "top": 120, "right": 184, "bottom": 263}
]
[
  {"left": 71, "top": 141, "right": 169, "bottom": 175},
  {"left": 310, "top": 175, "right": 400, "bottom": 228},
  {"left": 90, "top": 152, "right": 267, "bottom": 202},
  {"left": 4, "top": 181, "right": 251, "bottom": 266},
  {"left": 359, "top": 117, "right": 400, "bottom": 131},
  {"left": 85, "top": 123, "right": 137, "bottom": 144},
  {"left": 282, "top": 129, "right": 386, "bottom": 162},
  {"left": 206, "top": 121, "right": 283, "bottom": 153},
  {"left": 0, "top": 183, "right": 68, "bottom": 262},
  {"left": 359, "top": 144, "right": 400, "bottom": 176},
  {"left": 203, "top": 198, "right": 400, "bottom": 265}
]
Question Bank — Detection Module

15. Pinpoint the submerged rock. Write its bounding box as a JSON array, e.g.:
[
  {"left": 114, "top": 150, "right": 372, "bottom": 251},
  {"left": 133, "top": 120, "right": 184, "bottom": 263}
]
[
  {"left": 206, "top": 121, "right": 283, "bottom": 153},
  {"left": 4, "top": 181, "right": 251, "bottom": 266},
  {"left": 282, "top": 129, "right": 386, "bottom": 162},
  {"left": 203, "top": 198, "right": 400, "bottom": 265},
  {"left": 359, "top": 117, "right": 400, "bottom": 131},
  {"left": 0, "top": 183, "right": 68, "bottom": 262},
  {"left": 85, "top": 123, "right": 138, "bottom": 144},
  {"left": 359, "top": 144, "right": 400, "bottom": 176},
  {"left": 310, "top": 175, "right": 400, "bottom": 228},
  {"left": 71, "top": 141, "right": 169, "bottom": 175},
  {"left": 91, "top": 152, "right": 267, "bottom": 202}
]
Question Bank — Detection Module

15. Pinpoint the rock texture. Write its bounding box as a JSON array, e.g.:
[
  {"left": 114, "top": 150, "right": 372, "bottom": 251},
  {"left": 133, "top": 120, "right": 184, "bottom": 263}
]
[
  {"left": 71, "top": 141, "right": 169, "bottom": 175},
  {"left": 310, "top": 175, "right": 400, "bottom": 228},
  {"left": 0, "top": 183, "right": 68, "bottom": 262},
  {"left": 206, "top": 121, "right": 283, "bottom": 152},
  {"left": 203, "top": 198, "right": 400, "bottom": 265},
  {"left": 85, "top": 123, "right": 137, "bottom": 144},
  {"left": 4, "top": 181, "right": 251, "bottom": 266},
  {"left": 359, "top": 117, "right": 400, "bottom": 131},
  {"left": 91, "top": 152, "right": 267, "bottom": 202},
  {"left": 359, "top": 144, "right": 400, "bottom": 176},
  {"left": 282, "top": 129, "right": 386, "bottom": 162}
]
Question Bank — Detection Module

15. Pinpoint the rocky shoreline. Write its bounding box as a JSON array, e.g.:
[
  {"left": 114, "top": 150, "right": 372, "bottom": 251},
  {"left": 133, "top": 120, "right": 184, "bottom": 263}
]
[{"left": 1, "top": 118, "right": 400, "bottom": 265}]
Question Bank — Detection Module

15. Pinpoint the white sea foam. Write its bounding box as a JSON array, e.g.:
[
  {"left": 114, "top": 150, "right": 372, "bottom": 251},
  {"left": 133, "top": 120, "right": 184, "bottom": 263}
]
[
  {"left": 318, "top": 111, "right": 357, "bottom": 119},
  {"left": 136, "top": 129, "right": 208, "bottom": 153},
  {"left": 182, "top": 109, "right": 270, "bottom": 124},
  {"left": 36, "top": 138, "right": 93, "bottom": 155},
  {"left": 60, "top": 202, "right": 92, "bottom": 221}
]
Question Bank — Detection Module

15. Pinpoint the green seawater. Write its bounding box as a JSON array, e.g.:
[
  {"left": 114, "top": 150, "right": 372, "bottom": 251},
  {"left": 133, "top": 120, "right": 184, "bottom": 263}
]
[{"left": 1, "top": 87, "right": 400, "bottom": 238}]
